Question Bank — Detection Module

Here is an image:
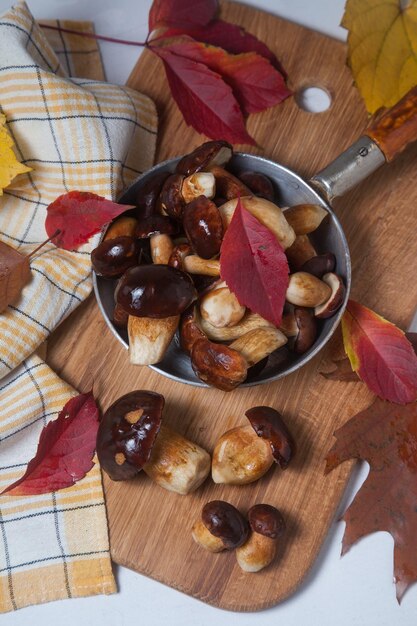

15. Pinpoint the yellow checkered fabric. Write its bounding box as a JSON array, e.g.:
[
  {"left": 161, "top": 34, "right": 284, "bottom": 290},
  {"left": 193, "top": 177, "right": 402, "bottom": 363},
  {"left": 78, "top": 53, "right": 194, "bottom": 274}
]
[{"left": 0, "top": 1, "right": 158, "bottom": 613}]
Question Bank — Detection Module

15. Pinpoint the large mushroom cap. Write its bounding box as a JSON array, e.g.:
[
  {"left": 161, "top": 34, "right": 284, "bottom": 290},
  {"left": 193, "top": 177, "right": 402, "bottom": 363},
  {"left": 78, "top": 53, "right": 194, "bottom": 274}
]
[
  {"left": 91, "top": 236, "right": 141, "bottom": 278},
  {"left": 116, "top": 264, "right": 197, "bottom": 318},
  {"left": 248, "top": 504, "right": 285, "bottom": 539},
  {"left": 183, "top": 195, "right": 223, "bottom": 260},
  {"left": 202, "top": 500, "right": 249, "bottom": 549},
  {"left": 175, "top": 140, "right": 232, "bottom": 176},
  {"left": 191, "top": 337, "right": 248, "bottom": 391},
  {"left": 135, "top": 214, "right": 178, "bottom": 238},
  {"left": 96, "top": 390, "right": 164, "bottom": 481},
  {"left": 245, "top": 406, "right": 295, "bottom": 469}
]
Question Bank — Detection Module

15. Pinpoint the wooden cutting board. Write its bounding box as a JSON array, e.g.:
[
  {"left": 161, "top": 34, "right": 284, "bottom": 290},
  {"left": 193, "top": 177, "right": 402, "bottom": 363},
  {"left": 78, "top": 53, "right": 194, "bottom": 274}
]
[{"left": 47, "top": 0, "right": 417, "bottom": 611}]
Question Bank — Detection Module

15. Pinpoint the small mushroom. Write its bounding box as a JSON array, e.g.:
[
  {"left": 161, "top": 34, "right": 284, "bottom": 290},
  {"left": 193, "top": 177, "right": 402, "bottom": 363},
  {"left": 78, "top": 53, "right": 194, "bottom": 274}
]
[
  {"left": 218, "top": 196, "right": 296, "bottom": 250},
  {"left": 314, "top": 273, "right": 346, "bottom": 318},
  {"left": 105, "top": 216, "right": 138, "bottom": 240},
  {"left": 135, "top": 214, "right": 177, "bottom": 265},
  {"left": 191, "top": 327, "right": 287, "bottom": 390},
  {"left": 181, "top": 172, "right": 216, "bottom": 203},
  {"left": 286, "top": 272, "right": 332, "bottom": 307},
  {"left": 285, "top": 235, "right": 317, "bottom": 271},
  {"left": 116, "top": 265, "right": 197, "bottom": 365},
  {"left": 176, "top": 140, "right": 233, "bottom": 176},
  {"left": 293, "top": 307, "right": 318, "bottom": 354},
  {"left": 91, "top": 236, "right": 141, "bottom": 278},
  {"left": 183, "top": 255, "right": 220, "bottom": 276},
  {"left": 183, "top": 195, "right": 223, "bottom": 259},
  {"left": 97, "top": 391, "right": 210, "bottom": 495},
  {"left": 208, "top": 165, "right": 252, "bottom": 200},
  {"left": 192, "top": 500, "right": 249, "bottom": 552},
  {"left": 199, "top": 284, "right": 246, "bottom": 328},
  {"left": 150, "top": 234, "right": 174, "bottom": 265},
  {"left": 179, "top": 305, "right": 206, "bottom": 354},
  {"left": 236, "top": 504, "right": 285, "bottom": 572},
  {"left": 212, "top": 405, "right": 294, "bottom": 484},
  {"left": 284, "top": 204, "right": 328, "bottom": 235},
  {"left": 301, "top": 253, "right": 336, "bottom": 278},
  {"left": 238, "top": 171, "right": 275, "bottom": 201},
  {"left": 199, "top": 311, "right": 274, "bottom": 342},
  {"left": 136, "top": 171, "right": 169, "bottom": 218},
  {"left": 158, "top": 173, "right": 186, "bottom": 220}
]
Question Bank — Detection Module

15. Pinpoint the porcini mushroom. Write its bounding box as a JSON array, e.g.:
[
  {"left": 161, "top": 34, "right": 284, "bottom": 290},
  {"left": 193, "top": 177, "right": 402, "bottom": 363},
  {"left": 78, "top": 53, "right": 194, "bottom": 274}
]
[
  {"left": 191, "top": 327, "right": 287, "bottom": 390},
  {"left": 199, "top": 283, "right": 246, "bottom": 328},
  {"left": 116, "top": 265, "right": 197, "bottom": 365},
  {"left": 218, "top": 196, "right": 296, "bottom": 250},
  {"left": 286, "top": 272, "right": 332, "bottom": 307},
  {"left": 236, "top": 504, "right": 285, "bottom": 572},
  {"left": 104, "top": 215, "right": 138, "bottom": 240},
  {"left": 181, "top": 172, "right": 216, "bottom": 203},
  {"left": 97, "top": 391, "right": 210, "bottom": 495},
  {"left": 208, "top": 165, "right": 252, "bottom": 200},
  {"left": 238, "top": 171, "right": 275, "bottom": 201},
  {"left": 212, "top": 405, "right": 295, "bottom": 484},
  {"left": 283, "top": 204, "right": 328, "bottom": 235},
  {"left": 182, "top": 195, "right": 223, "bottom": 259},
  {"left": 192, "top": 500, "right": 249, "bottom": 552},
  {"left": 314, "top": 272, "right": 345, "bottom": 318},
  {"left": 183, "top": 255, "right": 220, "bottom": 276},
  {"left": 301, "top": 253, "right": 336, "bottom": 278},
  {"left": 199, "top": 311, "right": 274, "bottom": 342},
  {"left": 285, "top": 235, "right": 317, "bottom": 271},
  {"left": 175, "top": 140, "right": 233, "bottom": 176},
  {"left": 279, "top": 307, "right": 318, "bottom": 354},
  {"left": 91, "top": 236, "right": 141, "bottom": 278},
  {"left": 159, "top": 173, "right": 186, "bottom": 220},
  {"left": 135, "top": 214, "right": 177, "bottom": 265},
  {"left": 136, "top": 171, "right": 169, "bottom": 218}
]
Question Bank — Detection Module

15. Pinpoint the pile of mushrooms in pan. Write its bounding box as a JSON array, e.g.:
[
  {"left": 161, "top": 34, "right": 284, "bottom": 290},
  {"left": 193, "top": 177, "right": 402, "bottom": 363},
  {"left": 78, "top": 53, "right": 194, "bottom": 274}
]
[{"left": 91, "top": 139, "right": 345, "bottom": 390}]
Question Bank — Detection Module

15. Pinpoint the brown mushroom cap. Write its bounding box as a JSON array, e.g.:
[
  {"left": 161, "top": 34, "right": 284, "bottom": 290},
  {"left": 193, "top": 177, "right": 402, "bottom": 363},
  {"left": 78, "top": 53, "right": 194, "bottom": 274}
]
[
  {"left": 248, "top": 504, "right": 285, "bottom": 539},
  {"left": 116, "top": 265, "right": 197, "bottom": 318},
  {"left": 135, "top": 214, "right": 178, "bottom": 238},
  {"left": 159, "top": 173, "right": 186, "bottom": 220},
  {"left": 175, "top": 140, "right": 233, "bottom": 176},
  {"left": 91, "top": 236, "right": 141, "bottom": 278},
  {"left": 96, "top": 390, "right": 164, "bottom": 481},
  {"left": 191, "top": 337, "right": 248, "bottom": 391},
  {"left": 168, "top": 243, "right": 192, "bottom": 270},
  {"left": 179, "top": 306, "right": 206, "bottom": 355},
  {"left": 238, "top": 171, "right": 275, "bottom": 201},
  {"left": 136, "top": 171, "right": 169, "bottom": 218},
  {"left": 314, "top": 273, "right": 346, "bottom": 319},
  {"left": 245, "top": 406, "right": 295, "bottom": 468},
  {"left": 301, "top": 253, "right": 336, "bottom": 278},
  {"left": 183, "top": 195, "right": 223, "bottom": 259},
  {"left": 293, "top": 307, "right": 318, "bottom": 355},
  {"left": 202, "top": 500, "right": 249, "bottom": 549}
]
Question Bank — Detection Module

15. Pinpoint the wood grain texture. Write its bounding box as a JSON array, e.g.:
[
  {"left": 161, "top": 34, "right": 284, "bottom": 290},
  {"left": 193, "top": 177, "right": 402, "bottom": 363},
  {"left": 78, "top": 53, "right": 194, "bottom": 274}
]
[{"left": 47, "top": 1, "right": 417, "bottom": 611}]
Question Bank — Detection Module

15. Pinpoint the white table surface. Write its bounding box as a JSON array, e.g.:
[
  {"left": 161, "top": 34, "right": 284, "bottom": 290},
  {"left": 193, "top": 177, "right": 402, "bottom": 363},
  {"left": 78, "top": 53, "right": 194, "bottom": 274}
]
[{"left": 1, "top": 0, "right": 416, "bottom": 624}]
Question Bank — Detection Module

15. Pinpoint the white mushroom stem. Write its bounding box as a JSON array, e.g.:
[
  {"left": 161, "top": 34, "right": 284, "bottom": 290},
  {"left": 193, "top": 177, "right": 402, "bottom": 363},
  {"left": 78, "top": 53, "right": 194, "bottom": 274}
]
[
  {"left": 236, "top": 533, "right": 277, "bottom": 572},
  {"left": 286, "top": 272, "right": 332, "bottom": 307},
  {"left": 183, "top": 255, "right": 220, "bottom": 276},
  {"left": 218, "top": 196, "right": 296, "bottom": 250},
  {"left": 229, "top": 327, "right": 288, "bottom": 367},
  {"left": 199, "top": 311, "right": 274, "bottom": 342},
  {"left": 212, "top": 425, "right": 274, "bottom": 485},
  {"left": 143, "top": 425, "right": 211, "bottom": 495},
  {"left": 283, "top": 204, "right": 328, "bottom": 235},
  {"left": 182, "top": 172, "right": 216, "bottom": 203},
  {"left": 150, "top": 233, "right": 174, "bottom": 265},
  {"left": 192, "top": 520, "right": 225, "bottom": 552},
  {"left": 128, "top": 315, "right": 179, "bottom": 365},
  {"left": 200, "top": 285, "right": 246, "bottom": 328}
]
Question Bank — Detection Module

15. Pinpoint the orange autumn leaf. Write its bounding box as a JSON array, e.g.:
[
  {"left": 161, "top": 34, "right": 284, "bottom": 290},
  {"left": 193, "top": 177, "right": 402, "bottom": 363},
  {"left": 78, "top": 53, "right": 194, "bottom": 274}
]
[
  {"left": 0, "top": 241, "right": 31, "bottom": 313},
  {"left": 325, "top": 398, "right": 417, "bottom": 602},
  {"left": 342, "top": 300, "right": 417, "bottom": 404}
]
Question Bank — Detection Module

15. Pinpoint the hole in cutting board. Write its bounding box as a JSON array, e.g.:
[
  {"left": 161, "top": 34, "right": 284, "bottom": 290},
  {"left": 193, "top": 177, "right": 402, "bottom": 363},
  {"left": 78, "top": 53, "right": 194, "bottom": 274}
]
[{"left": 296, "top": 86, "right": 332, "bottom": 113}]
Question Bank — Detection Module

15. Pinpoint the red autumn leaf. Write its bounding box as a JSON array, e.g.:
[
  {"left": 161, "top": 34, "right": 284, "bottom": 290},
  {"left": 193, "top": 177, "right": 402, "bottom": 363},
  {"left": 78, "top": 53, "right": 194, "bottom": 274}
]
[
  {"left": 342, "top": 300, "right": 417, "bottom": 404},
  {"left": 159, "top": 40, "right": 290, "bottom": 115},
  {"left": 45, "top": 191, "right": 134, "bottom": 251},
  {"left": 161, "top": 19, "right": 287, "bottom": 77},
  {"left": 321, "top": 332, "right": 417, "bottom": 383},
  {"left": 149, "top": 0, "right": 218, "bottom": 33},
  {"left": 325, "top": 398, "right": 417, "bottom": 602},
  {"left": 220, "top": 198, "right": 289, "bottom": 326},
  {"left": 151, "top": 45, "right": 254, "bottom": 145},
  {"left": 1, "top": 392, "right": 99, "bottom": 496}
]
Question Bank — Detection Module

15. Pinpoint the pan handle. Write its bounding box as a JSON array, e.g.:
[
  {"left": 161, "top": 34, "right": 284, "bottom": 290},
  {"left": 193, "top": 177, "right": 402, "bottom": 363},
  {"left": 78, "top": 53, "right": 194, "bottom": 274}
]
[{"left": 310, "top": 86, "right": 417, "bottom": 202}]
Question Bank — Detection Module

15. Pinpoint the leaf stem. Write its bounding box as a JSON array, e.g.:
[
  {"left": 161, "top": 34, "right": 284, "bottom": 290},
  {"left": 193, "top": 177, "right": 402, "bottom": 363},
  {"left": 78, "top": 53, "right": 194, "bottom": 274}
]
[
  {"left": 38, "top": 23, "right": 149, "bottom": 47},
  {"left": 27, "top": 230, "right": 61, "bottom": 258}
]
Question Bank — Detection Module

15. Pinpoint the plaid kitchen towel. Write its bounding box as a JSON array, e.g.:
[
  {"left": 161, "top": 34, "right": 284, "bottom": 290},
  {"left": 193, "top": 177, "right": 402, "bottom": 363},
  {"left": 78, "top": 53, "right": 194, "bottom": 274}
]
[{"left": 0, "top": 1, "right": 158, "bottom": 613}]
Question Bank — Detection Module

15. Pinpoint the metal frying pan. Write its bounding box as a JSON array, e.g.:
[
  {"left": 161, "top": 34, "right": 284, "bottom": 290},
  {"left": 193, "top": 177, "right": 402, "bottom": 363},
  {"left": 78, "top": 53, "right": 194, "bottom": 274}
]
[{"left": 93, "top": 87, "right": 417, "bottom": 387}]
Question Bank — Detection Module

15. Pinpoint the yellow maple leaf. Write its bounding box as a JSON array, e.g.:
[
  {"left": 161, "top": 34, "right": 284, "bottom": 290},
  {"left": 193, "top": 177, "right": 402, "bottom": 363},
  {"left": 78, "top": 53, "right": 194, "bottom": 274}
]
[
  {"left": 342, "top": 0, "right": 417, "bottom": 113},
  {"left": 0, "top": 113, "right": 31, "bottom": 196}
]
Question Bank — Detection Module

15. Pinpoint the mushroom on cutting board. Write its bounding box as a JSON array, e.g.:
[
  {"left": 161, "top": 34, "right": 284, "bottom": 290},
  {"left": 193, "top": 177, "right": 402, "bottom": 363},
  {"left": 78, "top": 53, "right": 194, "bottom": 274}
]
[
  {"left": 236, "top": 504, "right": 286, "bottom": 572},
  {"left": 192, "top": 500, "right": 249, "bottom": 553},
  {"left": 97, "top": 391, "right": 210, "bottom": 495},
  {"left": 212, "top": 405, "right": 295, "bottom": 484}
]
